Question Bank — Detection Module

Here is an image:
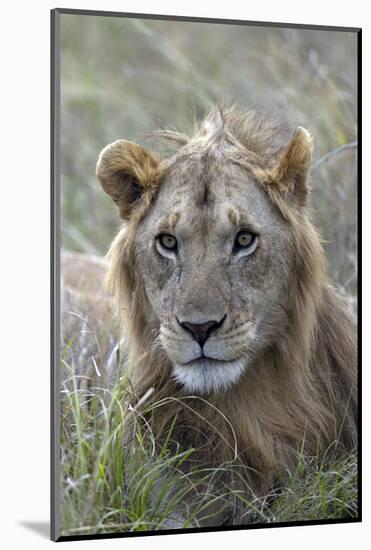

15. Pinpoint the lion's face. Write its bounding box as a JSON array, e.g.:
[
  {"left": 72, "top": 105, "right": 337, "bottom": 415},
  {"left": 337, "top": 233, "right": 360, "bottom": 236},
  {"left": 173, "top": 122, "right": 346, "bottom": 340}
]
[
  {"left": 135, "top": 153, "right": 292, "bottom": 394},
  {"left": 97, "top": 108, "right": 312, "bottom": 395}
]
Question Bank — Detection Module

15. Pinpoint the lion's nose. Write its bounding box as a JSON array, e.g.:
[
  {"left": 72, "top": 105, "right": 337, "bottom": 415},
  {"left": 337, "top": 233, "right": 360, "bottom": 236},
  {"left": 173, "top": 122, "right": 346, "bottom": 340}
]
[{"left": 178, "top": 315, "right": 226, "bottom": 348}]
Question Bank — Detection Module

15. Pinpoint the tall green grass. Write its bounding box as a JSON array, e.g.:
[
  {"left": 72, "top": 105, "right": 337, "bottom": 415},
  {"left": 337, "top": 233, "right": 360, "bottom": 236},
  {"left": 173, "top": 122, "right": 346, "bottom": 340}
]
[{"left": 60, "top": 350, "right": 358, "bottom": 536}]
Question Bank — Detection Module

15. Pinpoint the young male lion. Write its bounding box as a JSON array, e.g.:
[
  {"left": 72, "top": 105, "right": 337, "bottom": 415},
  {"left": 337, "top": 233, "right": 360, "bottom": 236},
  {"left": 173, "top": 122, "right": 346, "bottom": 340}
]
[{"left": 96, "top": 106, "right": 357, "bottom": 524}]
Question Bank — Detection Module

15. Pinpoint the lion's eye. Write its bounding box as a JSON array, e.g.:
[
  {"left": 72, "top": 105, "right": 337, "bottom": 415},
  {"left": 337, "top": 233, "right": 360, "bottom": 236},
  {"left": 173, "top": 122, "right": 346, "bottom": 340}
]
[
  {"left": 233, "top": 231, "right": 257, "bottom": 254},
  {"left": 157, "top": 234, "right": 178, "bottom": 252}
]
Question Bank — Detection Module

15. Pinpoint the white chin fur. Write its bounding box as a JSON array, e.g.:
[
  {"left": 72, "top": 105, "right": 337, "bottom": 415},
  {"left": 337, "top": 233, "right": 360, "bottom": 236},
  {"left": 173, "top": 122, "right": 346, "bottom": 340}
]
[{"left": 172, "top": 359, "right": 246, "bottom": 395}]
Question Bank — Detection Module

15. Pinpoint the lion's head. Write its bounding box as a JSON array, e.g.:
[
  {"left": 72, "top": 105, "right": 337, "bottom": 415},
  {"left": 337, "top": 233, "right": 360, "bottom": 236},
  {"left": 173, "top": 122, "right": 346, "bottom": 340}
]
[{"left": 96, "top": 107, "right": 323, "bottom": 396}]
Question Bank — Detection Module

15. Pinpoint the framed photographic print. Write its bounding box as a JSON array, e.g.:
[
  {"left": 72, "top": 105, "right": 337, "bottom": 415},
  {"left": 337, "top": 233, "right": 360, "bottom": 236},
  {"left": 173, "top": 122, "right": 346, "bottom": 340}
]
[{"left": 51, "top": 8, "right": 361, "bottom": 542}]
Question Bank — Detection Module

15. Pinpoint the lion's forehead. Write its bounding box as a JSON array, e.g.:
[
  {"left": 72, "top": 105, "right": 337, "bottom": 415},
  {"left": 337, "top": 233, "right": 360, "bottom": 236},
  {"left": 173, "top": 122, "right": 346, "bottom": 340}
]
[{"left": 151, "top": 164, "right": 279, "bottom": 238}]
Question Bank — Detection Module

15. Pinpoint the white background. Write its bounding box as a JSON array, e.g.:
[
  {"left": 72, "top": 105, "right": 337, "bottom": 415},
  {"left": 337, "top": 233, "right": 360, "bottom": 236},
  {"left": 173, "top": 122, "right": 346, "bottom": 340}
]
[{"left": 0, "top": 0, "right": 369, "bottom": 548}]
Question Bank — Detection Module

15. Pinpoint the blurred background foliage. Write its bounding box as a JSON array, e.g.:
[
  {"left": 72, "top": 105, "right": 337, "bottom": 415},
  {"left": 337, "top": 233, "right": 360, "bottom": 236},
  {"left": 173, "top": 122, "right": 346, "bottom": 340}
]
[{"left": 60, "top": 14, "right": 358, "bottom": 299}]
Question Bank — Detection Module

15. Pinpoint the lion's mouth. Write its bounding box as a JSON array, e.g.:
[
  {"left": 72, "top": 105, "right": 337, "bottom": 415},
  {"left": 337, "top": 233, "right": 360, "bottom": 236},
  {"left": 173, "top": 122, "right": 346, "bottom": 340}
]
[{"left": 182, "top": 355, "right": 235, "bottom": 366}]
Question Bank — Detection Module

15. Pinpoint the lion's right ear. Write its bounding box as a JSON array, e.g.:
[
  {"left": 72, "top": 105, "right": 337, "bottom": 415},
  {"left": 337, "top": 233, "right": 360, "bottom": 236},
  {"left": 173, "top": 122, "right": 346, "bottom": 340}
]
[{"left": 96, "top": 139, "right": 160, "bottom": 219}]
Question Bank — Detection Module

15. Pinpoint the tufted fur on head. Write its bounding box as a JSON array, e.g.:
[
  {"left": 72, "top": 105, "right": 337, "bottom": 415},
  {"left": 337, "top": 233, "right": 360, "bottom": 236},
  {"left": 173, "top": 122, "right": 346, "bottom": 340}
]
[{"left": 96, "top": 106, "right": 357, "bottom": 518}]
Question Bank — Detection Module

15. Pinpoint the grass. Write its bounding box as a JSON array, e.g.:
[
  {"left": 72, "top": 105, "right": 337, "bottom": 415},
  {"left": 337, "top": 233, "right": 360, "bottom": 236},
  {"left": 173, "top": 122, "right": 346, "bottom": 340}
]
[
  {"left": 60, "top": 350, "right": 358, "bottom": 536},
  {"left": 60, "top": 357, "right": 224, "bottom": 534}
]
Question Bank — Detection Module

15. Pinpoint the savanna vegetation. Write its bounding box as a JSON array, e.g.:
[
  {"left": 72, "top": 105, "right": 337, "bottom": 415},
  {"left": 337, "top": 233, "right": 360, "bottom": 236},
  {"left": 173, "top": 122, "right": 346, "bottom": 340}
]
[{"left": 59, "top": 13, "right": 358, "bottom": 536}]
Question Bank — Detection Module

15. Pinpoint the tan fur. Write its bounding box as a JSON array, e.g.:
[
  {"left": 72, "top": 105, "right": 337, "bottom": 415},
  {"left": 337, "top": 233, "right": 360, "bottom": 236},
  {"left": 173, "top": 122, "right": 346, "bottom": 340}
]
[
  {"left": 254, "top": 126, "right": 313, "bottom": 206},
  {"left": 97, "top": 106, "right": 357, "bottom": 517},
  {"left": 97, "top": 139, "right": 162, "bottom": 219}
]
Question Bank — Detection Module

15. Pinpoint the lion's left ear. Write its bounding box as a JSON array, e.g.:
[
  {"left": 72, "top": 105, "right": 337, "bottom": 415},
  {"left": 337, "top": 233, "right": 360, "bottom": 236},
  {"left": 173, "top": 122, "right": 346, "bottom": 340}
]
[{"left": 265, "top": 127, "right": 313, "bottom": 207}]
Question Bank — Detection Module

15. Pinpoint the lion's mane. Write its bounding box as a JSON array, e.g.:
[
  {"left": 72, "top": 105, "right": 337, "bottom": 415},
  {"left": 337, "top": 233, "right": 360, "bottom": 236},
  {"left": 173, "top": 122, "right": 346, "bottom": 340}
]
[{"left": 103, "top": 107, "right": 357, "bottom": 499}]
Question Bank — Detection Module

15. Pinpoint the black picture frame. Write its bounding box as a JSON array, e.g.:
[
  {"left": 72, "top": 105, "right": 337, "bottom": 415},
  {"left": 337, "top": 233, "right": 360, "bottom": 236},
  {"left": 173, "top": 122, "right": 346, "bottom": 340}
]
[{"left": 51, "top": 8, "right": 362, "bottom": 542}]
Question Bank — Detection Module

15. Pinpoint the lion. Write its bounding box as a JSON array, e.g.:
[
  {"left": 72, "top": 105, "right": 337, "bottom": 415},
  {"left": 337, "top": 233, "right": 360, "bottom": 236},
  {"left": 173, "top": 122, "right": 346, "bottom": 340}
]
[{"left": 95, "top": 106, "right": 357, "bottom": 524}]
